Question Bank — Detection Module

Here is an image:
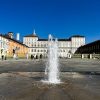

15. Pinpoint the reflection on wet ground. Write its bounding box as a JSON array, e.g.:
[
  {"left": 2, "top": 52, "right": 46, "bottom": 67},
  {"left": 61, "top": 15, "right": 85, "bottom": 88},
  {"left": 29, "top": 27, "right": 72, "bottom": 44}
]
[{"left": 0, "top": 72, "right": 100, "bottom": 100}]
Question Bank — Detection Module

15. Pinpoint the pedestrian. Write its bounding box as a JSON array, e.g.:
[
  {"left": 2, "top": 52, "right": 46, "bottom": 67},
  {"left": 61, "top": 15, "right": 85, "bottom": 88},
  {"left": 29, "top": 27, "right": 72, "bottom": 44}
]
[
  {"left": 1, "top": 55, "right": 4, "bottom": 60},
  {"left": 5, "top": 56, "right": 7, "bottom": 60},
  {"left": 26, "top": 53, "right": 29, "bottom": 59},
  {"left": 31, "top": 55, "right": 33, "bottom": 60}
]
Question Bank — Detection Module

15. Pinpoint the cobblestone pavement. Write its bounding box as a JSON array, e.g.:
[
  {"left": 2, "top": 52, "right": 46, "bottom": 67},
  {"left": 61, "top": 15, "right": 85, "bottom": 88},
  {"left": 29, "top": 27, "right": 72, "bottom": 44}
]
[{"left": 0, "top": 59, "right": 100, "bottom": 100}]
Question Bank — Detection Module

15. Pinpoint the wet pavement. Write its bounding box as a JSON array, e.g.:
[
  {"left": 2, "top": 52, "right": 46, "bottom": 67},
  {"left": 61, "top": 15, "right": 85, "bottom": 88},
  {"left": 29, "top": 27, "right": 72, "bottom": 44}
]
[
  {"left": 0, "top": 59, "right": 100, "bottom": 100},
  {"left": 0, "top": 59, "right": 100, "bottom": 73}
]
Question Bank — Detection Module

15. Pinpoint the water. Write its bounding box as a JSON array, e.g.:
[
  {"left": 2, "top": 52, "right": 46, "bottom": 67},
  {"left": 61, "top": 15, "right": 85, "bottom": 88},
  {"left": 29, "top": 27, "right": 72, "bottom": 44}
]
[{"left": 44, "top": 34, "right": 60, "bottom": 84}]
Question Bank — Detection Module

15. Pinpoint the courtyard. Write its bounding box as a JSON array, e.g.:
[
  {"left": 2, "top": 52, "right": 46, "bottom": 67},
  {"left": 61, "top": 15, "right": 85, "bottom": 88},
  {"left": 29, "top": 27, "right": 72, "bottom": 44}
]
[{"left": 0, "top": 59, "right": 100, "bottom": 100}]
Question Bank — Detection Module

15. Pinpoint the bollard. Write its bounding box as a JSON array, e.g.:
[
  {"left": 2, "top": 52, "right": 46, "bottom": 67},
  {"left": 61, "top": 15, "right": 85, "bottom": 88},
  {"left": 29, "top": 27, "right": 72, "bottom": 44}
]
[
  {"left": 90, "top": 54, "right": 92, "bottom": 59},
  {"left": 81, "top": 54, "right": 84, "bottom": 59}
]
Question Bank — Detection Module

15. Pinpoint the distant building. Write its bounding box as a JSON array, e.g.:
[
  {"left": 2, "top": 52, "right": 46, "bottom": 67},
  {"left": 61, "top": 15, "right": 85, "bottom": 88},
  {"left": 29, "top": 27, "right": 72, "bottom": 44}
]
[
  {"left": 0, "top": 34, "right": 9, "bottom": 58},
  {"left": 0, "top": 32, "right": 28, "bottom": 58},
  {"left": 23, "top": 31, "right": 85, "bottom": 58},
  {"left": 75, "top": 40, "right": 100, "bottom": 54}
]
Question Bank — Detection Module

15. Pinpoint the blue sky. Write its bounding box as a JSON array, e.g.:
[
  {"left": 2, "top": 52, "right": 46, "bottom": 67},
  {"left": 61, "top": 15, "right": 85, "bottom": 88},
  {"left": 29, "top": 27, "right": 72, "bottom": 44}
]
[{"left": 0, "top": 0, "right": 100, "bottom": 43}]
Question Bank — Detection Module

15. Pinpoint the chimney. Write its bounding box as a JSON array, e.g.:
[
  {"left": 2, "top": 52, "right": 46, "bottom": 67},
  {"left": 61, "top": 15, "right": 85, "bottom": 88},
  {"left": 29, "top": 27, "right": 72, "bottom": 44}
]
[
  {"left": 16, "top": 33, "right": 20, "bottom": 41},
  {"left": 8, "top": 32, "right": 13, "bottom": 38}
]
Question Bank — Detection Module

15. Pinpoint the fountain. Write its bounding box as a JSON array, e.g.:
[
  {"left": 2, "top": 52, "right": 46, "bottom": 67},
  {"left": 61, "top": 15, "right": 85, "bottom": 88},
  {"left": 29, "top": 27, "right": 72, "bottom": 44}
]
[{"left": 44, "top": 34, "right": 60, "bottom": 84}]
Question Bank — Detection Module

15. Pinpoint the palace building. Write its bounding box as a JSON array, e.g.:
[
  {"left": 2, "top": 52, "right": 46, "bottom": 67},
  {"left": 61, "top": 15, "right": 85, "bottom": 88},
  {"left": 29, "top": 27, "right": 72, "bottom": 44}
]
[{"left": 23, "top": 31, "right": 85, "bottom": 58}]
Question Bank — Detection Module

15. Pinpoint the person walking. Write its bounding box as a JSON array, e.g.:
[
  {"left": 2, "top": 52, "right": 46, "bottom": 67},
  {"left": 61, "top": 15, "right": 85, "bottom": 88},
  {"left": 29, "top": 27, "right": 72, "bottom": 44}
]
[
  {"left": 31, "top": 55, "right": 32, "bottom": 60},
  {"left": 26, "top": 53, "right": 29, "bottom": 59},
  {"left": 1, "top": 55, "right": 4, "bottom": 60},
  {"left": 4, "top": 55, "right": 7, "bottom": 60}
]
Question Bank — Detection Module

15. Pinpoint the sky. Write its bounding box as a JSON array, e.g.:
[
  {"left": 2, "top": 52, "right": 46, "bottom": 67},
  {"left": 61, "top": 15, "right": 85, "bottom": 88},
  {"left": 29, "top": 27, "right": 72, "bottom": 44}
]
[{"left": 0, "top": 0, "right": 100, "bottom": 43}]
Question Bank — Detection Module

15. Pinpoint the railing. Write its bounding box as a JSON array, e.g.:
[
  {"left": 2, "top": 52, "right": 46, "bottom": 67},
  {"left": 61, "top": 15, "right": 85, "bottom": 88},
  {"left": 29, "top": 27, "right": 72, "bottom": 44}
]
[{"left": 72, "top": 54, "right": 100, "bottom": 59}]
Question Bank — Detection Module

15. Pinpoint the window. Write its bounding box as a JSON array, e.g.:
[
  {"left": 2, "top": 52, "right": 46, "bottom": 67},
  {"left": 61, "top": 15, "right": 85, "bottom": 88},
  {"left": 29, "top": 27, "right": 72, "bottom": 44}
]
[
  {"left": 34, "top": 49, "right": 36, "bottom": 52},
  {"left": 44, "top": 44, "right": 46, "bottom": 47},
  {"left": 38, "top": 50, "right": 39, "bottom": 52},
  {"left": 31, "top": 49, "right": 33, "bottom": 52},
  {"left": 44, "top": 50, "right": 46, "bottom": 52},
  {"left": 41, "top": 44, "right": 43, "bottom": 47},
  {"left": 63, "top": 50, "right": 65, "bottom": 52},
  {"left": 37, "top": 43, "right": 39, "bottom": 47},
  {"left": 31, "top": 44, "right": 33, "bottom": 47}
]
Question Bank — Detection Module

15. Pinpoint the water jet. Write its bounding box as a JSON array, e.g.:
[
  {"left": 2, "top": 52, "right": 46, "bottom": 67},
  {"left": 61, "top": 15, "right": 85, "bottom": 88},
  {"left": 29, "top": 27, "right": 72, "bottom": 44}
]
[{"left": 44, "top": 34, "right": 60, "bottom": 84}]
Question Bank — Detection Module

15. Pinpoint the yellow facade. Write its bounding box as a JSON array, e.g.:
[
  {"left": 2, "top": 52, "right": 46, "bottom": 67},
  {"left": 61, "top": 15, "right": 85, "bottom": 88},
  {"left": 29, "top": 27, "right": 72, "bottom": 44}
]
[{"left": 7, "top": 39, "right": 28, "bottom": 58}]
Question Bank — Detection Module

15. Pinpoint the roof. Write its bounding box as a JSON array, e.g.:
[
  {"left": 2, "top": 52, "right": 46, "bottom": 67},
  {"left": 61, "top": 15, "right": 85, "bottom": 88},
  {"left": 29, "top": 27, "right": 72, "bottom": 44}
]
[
  {"left": 71, "top": 35, "right": 85, "bottom": 38},
  {"left": 38, "top": 38, "right": 71, "bottom": 41},
  {"left": 0, "top": 34, "right": 28, "bottom": 48},
  {"left": 38, "top": 39, "right": 48, "bottom": 41},
  {"left": 78, "top": 40, "right": 100, "bottom": 48},
  {"left": 58, "top": 39, "right": 71, "bottom": 41},
  {"left": 24, "top": 34, "right": 38, "bottom": 37},
  {"left": 8, "top": 32, "right": 13, "bottom": 34}
]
